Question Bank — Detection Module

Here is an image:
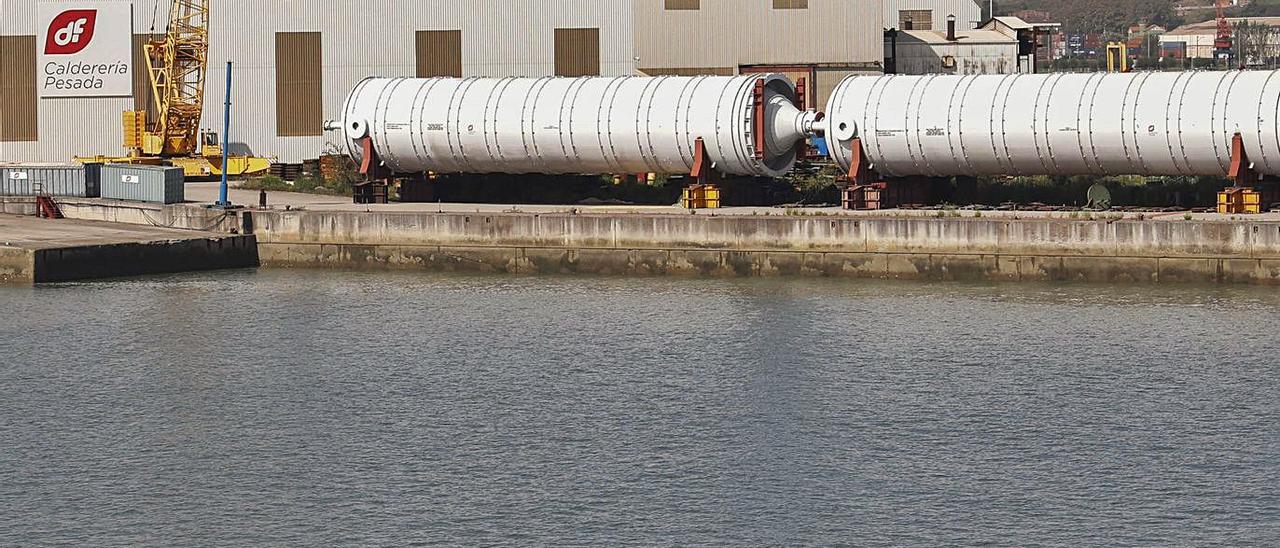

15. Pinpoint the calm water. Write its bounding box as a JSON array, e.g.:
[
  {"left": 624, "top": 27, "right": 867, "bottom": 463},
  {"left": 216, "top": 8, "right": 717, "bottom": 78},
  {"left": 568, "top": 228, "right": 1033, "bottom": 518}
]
[{"left": 1, "top": 270, "right": 1278, "bottom": 546}]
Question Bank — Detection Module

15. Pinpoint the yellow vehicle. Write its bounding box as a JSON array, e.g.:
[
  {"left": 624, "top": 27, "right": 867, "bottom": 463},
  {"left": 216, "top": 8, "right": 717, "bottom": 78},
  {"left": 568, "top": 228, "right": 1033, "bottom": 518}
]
[{"left": 75, "top": 0, "right": 272, "bottom": 177}]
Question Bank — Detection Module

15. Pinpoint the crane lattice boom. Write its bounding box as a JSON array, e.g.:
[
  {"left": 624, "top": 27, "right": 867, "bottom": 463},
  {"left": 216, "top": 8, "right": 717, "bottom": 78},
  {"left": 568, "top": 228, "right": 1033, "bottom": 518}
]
[{"left": 143, "top": 0, "right": 208, "bottom": 156}]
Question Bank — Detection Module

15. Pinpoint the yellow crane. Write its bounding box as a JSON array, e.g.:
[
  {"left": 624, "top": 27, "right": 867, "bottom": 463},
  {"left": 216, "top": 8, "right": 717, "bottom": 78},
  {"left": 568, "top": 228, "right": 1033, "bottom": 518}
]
[{"left": 78, "top": 0, "right": 272, "bottom": 177}]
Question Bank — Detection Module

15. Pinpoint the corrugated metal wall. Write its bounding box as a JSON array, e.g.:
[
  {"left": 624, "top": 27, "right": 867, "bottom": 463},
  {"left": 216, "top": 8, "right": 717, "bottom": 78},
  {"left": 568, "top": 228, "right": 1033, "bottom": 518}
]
[
  {"left": 1, "top": 0, "right": 635, "bottom": 164},
  {"left": 882, "top": 1, "right": 984, "bottom": 31},
  {"left": 633, "top": 0, "right": 882, "bottom": 73}
]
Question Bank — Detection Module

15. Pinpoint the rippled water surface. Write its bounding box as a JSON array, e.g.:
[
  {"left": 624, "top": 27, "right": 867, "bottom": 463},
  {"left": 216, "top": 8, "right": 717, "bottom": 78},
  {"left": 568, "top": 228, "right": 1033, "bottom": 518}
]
[{"left": 2, "top": 270, "right": 1278, "bottom": 546}]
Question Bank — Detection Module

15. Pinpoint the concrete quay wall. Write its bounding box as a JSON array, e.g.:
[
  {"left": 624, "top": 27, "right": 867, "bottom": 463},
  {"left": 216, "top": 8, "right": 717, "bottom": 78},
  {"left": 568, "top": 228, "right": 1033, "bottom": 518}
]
[
  {"left": 0, "top": 247, "right": 35, "bottom": 284},
  {"left": 29, "top": 236, "right": 260, "bottom": 283},
  {"left": 251, "top": 211, "right": 1280, "bottom": 284},
  {"left": 1, "top": 235, "right": 259, "bottom": 284}
]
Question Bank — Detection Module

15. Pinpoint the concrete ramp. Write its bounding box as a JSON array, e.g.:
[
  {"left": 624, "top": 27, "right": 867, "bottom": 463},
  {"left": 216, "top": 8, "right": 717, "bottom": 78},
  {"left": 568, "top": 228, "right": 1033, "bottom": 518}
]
[{"left": 0, "top": 215, "right": 258, "bottom": 283}]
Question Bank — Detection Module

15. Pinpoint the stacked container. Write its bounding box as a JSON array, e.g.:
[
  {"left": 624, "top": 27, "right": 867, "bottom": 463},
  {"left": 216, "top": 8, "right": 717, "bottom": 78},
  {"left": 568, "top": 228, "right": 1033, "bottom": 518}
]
[
  {"left": 100, "top": 165, "right": 185, "bottom": 204},
  {"left": 0, "top": 164, "right": 100, "bottom": 197}
]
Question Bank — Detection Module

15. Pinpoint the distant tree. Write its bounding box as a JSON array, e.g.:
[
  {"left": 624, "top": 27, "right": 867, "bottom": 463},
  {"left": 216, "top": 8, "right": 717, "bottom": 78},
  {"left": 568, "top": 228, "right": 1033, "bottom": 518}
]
[
  {"left": 1233, "top": 20, "right": 1280, "bottom": 68},
  {"left": 994, "top": 0, "right": 1178, "bottom": 34}
]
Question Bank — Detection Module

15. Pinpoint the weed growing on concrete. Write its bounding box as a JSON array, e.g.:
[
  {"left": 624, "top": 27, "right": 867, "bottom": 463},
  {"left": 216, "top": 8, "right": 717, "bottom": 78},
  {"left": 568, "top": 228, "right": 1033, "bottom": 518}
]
[
  {"left": 783, "top": 208, "right": 833, "bottom": 217},
  {"left": 239, "top": 175, "right": 292, "bottom": 192},
  {"left": 291, "top": 175, "right": 323, "bottom": 193},
  {"left": 1184, "top": 213, "right": 1194, "bottom": 221}
]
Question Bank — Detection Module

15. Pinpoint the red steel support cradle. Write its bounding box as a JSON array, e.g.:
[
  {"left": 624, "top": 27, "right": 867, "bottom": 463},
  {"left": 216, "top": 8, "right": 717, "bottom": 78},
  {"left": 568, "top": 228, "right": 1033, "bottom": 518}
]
[
  {"left": 1228, "top": 132, "right": 1258, "bottom": 187},
  {"left": 359, "top": 136, "right": 384, "bottom": 178},
  {"left": 842, "top": 137, "right": 888, "bottom": 210},
  {"left": 846, "top": 137, "right": 877, "bottom": 186},
  {"left": 355, "top": 136, "right": 391, "bottom": 204},
  {"left": 682, "top": 137, "right": 723, "bottom": 209},
  {"left": 690, "top": 137, "right": 720, "bottom": 186}
]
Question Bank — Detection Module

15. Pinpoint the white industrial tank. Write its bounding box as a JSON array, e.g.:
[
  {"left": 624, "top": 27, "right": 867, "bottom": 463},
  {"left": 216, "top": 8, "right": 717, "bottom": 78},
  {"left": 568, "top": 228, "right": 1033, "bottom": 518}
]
[
  {"left": 335, "top": 74, "right": 818, "bottom": 178},
  {"left": 824, "top": 71, "right": 1280, "bottom": 178}
]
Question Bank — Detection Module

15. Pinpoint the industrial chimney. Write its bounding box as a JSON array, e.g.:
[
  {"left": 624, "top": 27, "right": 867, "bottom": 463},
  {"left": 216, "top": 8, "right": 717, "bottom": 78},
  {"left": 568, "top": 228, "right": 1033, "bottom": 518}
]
[{"left": 947, "top": 14, "right": 957, "bottom": 41}]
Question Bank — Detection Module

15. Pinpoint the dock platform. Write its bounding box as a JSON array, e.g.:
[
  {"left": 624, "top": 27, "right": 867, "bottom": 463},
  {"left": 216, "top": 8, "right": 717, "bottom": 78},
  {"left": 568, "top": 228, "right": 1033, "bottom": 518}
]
[{"left": 0, "top": 214, "right": 258, "bottom": 283}]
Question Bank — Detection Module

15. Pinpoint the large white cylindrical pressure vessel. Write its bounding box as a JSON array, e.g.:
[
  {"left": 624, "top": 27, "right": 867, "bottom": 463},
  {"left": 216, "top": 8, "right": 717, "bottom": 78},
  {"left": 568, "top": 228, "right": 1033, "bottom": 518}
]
[
  {"left": 337, "top": 74, "right": 816, "bottom": 177},
  {"left": 824, "top": 71, "right": 1280, "bottom": 178}
]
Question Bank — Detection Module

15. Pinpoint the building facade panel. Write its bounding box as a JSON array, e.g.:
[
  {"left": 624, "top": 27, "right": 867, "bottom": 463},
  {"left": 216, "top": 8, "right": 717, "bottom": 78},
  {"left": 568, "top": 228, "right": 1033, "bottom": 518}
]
[
  {"left": 0, "top": 35, "right": 39, "bottom": 142},
  {"left": 1, "top": 0, "right": 635, "bottom": 163},
  {"left": 882, "top": 1, "right": 983, "bottom": 31},
  {"left": 416, "top": 31, "right": 464, "bottom": 78},
  {"left": 634, "top": 0, "right": 881, "bottom": 73}
]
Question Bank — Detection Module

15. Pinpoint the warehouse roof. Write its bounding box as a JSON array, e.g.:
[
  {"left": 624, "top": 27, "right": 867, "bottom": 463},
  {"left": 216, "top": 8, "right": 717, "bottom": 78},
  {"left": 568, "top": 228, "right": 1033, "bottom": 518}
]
[{"left": 992, "top": 16, "right": 1034, "bottom": 30}]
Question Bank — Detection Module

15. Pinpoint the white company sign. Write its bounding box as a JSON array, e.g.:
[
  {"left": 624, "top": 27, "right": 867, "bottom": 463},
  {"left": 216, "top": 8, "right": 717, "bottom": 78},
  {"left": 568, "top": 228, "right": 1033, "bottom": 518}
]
[{"left": 38, "top": 2, "right": 133, "bottom": 97}]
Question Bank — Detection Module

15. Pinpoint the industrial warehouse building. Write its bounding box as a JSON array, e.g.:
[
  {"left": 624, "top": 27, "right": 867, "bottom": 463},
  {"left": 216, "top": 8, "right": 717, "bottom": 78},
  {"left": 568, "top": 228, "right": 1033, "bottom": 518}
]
[
  {"left": 886, "top": 16, "right": 1056, "bottom": 75},
  {"left": 0, "top": 0, "right": 884, "bottom": 164}
]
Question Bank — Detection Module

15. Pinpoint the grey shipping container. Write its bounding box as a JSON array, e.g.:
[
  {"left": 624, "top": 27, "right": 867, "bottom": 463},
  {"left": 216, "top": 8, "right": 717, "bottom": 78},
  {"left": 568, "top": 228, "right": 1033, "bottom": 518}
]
[
  {"left": 0, "top": 165, "right": 99, "bottom": 197},
  {"left": 100, "top": 165, "right": 185, "bottom": 204}
]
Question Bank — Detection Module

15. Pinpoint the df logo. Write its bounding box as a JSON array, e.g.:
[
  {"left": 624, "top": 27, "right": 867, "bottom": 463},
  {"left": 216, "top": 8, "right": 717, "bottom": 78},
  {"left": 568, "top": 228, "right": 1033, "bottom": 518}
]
[{"left": 45, "top": 10, "right": 97, "bottom": 55}]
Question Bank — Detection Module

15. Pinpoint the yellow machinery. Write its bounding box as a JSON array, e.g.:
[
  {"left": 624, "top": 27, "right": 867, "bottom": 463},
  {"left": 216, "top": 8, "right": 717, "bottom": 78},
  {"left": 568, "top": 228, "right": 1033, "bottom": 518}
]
[
  {"left": 1106, "top": 42, "right": 1131, "bottom": 73},
  {"left": 1218, "top": 188, "right": 1263, "bottom": 214},
  {"left": 77, "top": 0, "right": 272, "bottom": 177},
  {"left": 681, "top": 184, "right": 722, "bottom": 209}
]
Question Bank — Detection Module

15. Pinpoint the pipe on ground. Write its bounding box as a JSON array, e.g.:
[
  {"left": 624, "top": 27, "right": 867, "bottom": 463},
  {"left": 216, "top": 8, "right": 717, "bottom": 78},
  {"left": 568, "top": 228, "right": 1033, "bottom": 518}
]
[
  {"left": 823, "top": 71, "right": 1280, "bottom": 178},
  {"left": 334, "top": 74, "right": 817, "bottom": 178}
]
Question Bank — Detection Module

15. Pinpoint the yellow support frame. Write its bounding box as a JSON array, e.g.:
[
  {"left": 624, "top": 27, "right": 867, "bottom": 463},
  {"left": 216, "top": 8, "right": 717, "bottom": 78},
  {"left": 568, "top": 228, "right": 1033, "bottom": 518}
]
[{"left": 1106, "top": 42, "right": 1130, "bottom": 73}]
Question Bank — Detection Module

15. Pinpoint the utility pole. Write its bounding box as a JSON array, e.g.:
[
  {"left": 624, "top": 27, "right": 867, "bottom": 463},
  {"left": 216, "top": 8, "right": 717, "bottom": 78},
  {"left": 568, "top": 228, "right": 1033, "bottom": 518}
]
[{"left": 218, "top": 61, "right": 232, "bottom": 208}]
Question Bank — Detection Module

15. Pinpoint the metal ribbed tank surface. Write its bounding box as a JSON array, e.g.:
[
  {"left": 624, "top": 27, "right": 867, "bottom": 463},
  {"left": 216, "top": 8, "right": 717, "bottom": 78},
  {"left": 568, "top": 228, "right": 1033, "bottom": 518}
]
[
  {"left": 824, "top": 71, "right": 1280, "bottom": 178},
  {"left": 334, "top": 75, "right": 818, "bottom": 177}
]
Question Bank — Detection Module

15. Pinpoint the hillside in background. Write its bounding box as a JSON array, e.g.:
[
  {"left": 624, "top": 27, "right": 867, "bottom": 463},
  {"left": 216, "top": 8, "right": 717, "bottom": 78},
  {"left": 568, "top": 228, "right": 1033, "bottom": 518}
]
[{"left": 995, "top": 0, "right": 1280, "bottom": 34}]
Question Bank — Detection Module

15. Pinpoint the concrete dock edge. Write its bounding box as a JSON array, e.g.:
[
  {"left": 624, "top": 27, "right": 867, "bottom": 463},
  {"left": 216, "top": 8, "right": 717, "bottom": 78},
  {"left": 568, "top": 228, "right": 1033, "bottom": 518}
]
[{"left": 248, "top": 210, "right": 1280, "bottom": 284}]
